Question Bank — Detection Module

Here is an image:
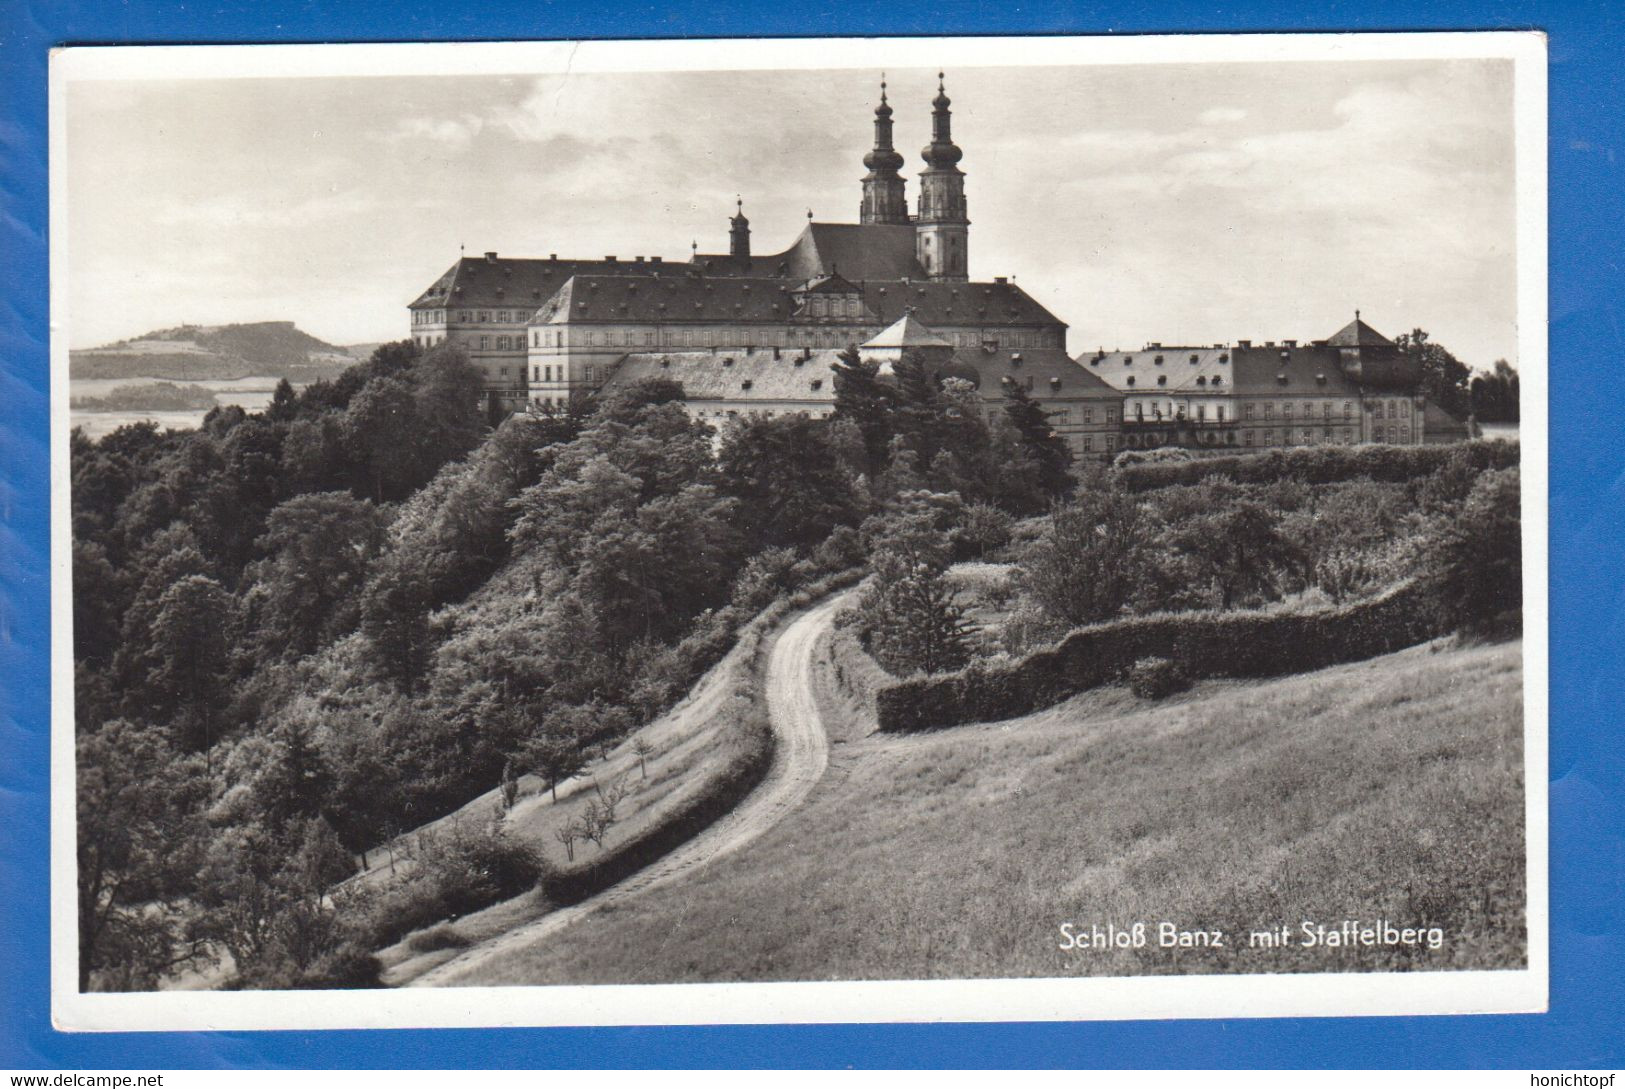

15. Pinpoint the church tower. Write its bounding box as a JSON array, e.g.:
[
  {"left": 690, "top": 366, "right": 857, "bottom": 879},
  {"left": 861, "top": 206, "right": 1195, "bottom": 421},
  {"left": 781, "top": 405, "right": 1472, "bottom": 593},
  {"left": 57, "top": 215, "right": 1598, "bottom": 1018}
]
[
  {"left": 916, "top": 73, "right": 969, "bottom": 282},
  {"left": 729, "top": 198, "right": 751, "bottom": 259},
  {"left": 860, "top": 77, "right": 910, "bottom": 225}
]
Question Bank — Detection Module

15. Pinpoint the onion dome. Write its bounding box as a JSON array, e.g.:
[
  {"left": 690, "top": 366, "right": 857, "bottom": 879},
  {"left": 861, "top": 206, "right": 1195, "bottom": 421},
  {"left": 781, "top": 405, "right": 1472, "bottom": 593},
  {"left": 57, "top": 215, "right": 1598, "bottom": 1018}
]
[
  {"left": 863, "top": 79, "right": 906, "bottom": 173},
  {"left": 922, "top": 71, "right": 964, "bottom": 169}
]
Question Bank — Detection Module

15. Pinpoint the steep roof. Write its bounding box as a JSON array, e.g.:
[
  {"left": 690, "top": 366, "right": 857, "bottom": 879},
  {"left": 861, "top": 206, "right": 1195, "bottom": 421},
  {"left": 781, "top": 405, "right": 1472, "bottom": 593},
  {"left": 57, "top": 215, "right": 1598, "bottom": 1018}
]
[
  {"left": 693, "top": 221, "right": 925, "bottom": 282},
  {"left": 1227, "top": 345, "right": 1365, "bottom": 398},
  {"left": 1076, "top": 346, "right": 1235, "bottom": 395},
  {"left": 1326, "top": 316, "right": 1394, "bottom": 347},
  {"left": 529, "top": 273, "right": 1065, "bottom": 329},
  {"left": 408, "top": 254, "right": 662, "bottom": 310},
  {"left": 863, "top": 312, "right": 953, "bottom": 349}
]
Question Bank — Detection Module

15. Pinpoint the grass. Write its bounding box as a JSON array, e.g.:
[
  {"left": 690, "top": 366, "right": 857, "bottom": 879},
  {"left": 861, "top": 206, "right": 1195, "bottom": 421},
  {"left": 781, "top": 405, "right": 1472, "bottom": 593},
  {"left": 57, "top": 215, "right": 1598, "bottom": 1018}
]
[{"left": 452, "top": 635, "right": 1525, "bottom": 984}]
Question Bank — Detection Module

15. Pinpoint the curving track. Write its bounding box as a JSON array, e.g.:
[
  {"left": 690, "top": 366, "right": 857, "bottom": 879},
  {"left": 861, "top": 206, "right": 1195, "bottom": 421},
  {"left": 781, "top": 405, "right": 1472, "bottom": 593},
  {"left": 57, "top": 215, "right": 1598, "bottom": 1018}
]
[{"left": 409, "top": 593, "right": 845, "bottom": 988}]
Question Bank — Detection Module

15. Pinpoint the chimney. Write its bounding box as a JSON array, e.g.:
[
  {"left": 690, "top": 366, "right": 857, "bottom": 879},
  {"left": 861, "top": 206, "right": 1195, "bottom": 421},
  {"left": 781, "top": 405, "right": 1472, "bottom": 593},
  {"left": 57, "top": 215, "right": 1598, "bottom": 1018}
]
[
  {"left": 651, "top": 256, "right": 663, "bottom": 264},
  {"left": 1237, "top": 339, "right": 1252, "bottom": 348},
  {"left": 484, "top": 251, "right": 498, "bottom": 262},
  {"left": 1284, "top": 339, "right": 1298, "bottom": 348}
]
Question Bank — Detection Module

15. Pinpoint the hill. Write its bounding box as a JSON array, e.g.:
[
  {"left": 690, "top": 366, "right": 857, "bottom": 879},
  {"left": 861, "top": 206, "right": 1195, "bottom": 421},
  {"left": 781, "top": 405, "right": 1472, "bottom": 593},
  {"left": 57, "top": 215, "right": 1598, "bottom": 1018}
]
[
  {"left": 70, "top": 321, "right": 357, "bottom": 381},
  {"left": 432, "top": 632, "right": 1525, "bottom": 985}
]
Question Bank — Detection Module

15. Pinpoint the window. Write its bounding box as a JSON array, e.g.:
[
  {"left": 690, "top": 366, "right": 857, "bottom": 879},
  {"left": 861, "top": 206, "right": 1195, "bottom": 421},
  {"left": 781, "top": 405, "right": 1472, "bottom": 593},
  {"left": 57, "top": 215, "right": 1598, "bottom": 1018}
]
[
  {"left": 1264, "top": 403, "right": 1275, "bottom": 419},
  {"left": 1106, "top": 408, "right": 1119, "bottom": 424},
  {"left": 499, "top": 366, "right": 508, "bottom": 378},
  {"left": 480, "top": 335, "right": 490, "bottom": 351},
  {"left": 1388, "top": 400, "right": 1398, "bottom": 418},
  {"left": 1373, "top": 424, "right": 1386, "bottom": 442},
  {"left": 1134, "top": 402, "right": 1144, "bottom": 420},
  {"left": 1216, "top": 406, "right": 1225, "bottom": 423},
  {"left": 479, "top": 311, "right": 491, "bottom": 322},
  {"left": 1196, "top": 405, "right": 1206, "bottom": 421},
  {"left": 544, "top": 365, "right": 553, "bottom": 382},
  {"left": 1083, "top": 407, "right": 1094, "bottom": 424},
  {"left": 1105, "top": 436, "right": 1117, "bottom": 452},
  {"left": 1342, "top": 428, "right": 1352, "bottom": 442},
  {"left": 1243, "top": 430, "right": 1254, "bottom": 446},
  {"left": 1282, "top": 403, "right": 1293, "bottom": 419},
  {"left": 1264, "top": 429, "right": 1276, "bottom": 445},
  {"left": 532, "top": 365, "right": 540, "bottom": 382},
  {"left": 1245, "top": 403, "right": 1256, "bottom": 420},
  {"left": 1083, "top": 436, "right": 1094, "bottom": 452},
  {"left": 1323, "top": 402, "right": 1332, "bottom": 418},
  {"left": 497, "top": 335, "right": 509, "bottom": 350}
]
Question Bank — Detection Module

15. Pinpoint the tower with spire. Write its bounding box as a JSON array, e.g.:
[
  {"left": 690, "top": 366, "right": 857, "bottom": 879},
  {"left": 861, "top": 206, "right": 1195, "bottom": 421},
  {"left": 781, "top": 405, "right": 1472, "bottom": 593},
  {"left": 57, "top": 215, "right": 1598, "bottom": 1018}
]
[
  {"left": 728, "top": 197, "right": 751, "bottom": 259},
  {"left": 915, "top": 72, "right": 969, "bottom": 282},
  {"left": 860, "top": 76, "right": 910, "bottom": 225}
]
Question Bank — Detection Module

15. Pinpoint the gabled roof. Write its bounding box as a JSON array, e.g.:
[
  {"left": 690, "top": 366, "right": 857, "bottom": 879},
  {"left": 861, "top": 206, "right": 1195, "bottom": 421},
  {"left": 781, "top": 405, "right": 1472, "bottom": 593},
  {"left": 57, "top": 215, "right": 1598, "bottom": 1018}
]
[
  {"left": 1326, "top": 316, "right": 1394, "bottom": 347},
  {"left": 695, "top": 221, "right": 925, "bottom": 282},
  {"left": 409, "top": 255, "right": 661, "bottom": 310},
  {"left": 863, "top": 312, "right": 953, "bottom": 349},
  {"left": 527, "top": 273, "right": 1066, "bottom": 329},
  {"left": 800, "top": 270, "right": 864, "bottom": 295}
]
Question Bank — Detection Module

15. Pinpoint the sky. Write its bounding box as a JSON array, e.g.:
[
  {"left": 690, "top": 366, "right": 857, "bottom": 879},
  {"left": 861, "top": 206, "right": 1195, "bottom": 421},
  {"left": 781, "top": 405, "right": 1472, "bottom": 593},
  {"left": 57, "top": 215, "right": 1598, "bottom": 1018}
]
[{"left": 64, "top": 56, "right": 1520, "bottom": 370}]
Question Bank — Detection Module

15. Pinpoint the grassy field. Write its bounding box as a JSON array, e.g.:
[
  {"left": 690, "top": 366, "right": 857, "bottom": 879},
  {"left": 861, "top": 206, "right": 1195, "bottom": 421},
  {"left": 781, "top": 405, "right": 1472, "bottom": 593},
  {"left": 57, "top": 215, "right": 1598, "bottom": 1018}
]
[{"left": 454, "top": 634, "right": 1525, "bottom": 984}]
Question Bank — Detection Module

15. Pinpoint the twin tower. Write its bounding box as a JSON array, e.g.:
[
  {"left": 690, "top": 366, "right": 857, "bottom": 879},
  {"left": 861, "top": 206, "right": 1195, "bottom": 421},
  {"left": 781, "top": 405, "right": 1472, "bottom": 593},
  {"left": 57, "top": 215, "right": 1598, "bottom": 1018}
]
[{"left": 860, "top": 73, "right": 970, "bottom": 282}]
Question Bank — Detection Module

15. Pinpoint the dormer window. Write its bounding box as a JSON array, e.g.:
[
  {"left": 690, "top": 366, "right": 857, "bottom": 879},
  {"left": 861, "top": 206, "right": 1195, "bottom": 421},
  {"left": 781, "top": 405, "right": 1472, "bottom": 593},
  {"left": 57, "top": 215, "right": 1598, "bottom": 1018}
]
[
  {"left": 1155, "top": 355, "right": 1164, "bottom": 365},
  {"left": 810, "top": 379, "right": 823, "bottom": 390},
  {"left": 1124, "top": 355, "right": 1133, "bottom": 364},
  {"left": 1126, "top": 376, "right": 1136, "bottom": 386},
  {"left": 741, "top": 379, "right": 753, "bottom": 390},
  {"left": 1211, "top": 375, "right": 1222, "bottom": 386},
  {"left": 1157, "top": 375, "right": 1167, "bottom": 386},
  {"left": 1196, "top": 376, "right": 1206, "bottom": 386},
  {"left": 1219, "top": 353, "right": 1229, "bottom": 363},
  {"left": 1190, "top": 354, "right": 1200, "bottom": 364}
]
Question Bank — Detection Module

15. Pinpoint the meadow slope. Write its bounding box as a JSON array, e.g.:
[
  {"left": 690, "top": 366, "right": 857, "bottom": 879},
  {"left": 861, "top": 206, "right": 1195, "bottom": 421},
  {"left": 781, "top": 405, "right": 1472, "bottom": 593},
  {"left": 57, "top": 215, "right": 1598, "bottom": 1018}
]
[{"left": 456, "top": 634, "right": 1526, "bottom": 984}]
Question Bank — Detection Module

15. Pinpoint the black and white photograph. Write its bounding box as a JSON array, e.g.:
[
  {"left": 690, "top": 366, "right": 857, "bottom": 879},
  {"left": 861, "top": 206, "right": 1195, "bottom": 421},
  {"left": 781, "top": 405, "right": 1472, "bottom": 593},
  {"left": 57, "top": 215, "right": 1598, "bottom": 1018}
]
[{"left": 51, "top": 33, "right": 1547, "bottom": 1030}]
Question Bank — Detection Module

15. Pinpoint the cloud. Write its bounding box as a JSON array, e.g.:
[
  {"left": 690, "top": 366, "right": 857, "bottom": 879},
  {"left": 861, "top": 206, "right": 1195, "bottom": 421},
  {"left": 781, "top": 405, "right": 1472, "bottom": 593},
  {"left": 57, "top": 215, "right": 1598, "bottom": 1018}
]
[
  {"left": 376, "top": 114, "right": 485, "bottom": 147},
  {"left": 1200, "top": 106, "right": 1248, "bottom": 124},
  {"left": 150, "top": 189, "right": 380, "bottom": 229}
]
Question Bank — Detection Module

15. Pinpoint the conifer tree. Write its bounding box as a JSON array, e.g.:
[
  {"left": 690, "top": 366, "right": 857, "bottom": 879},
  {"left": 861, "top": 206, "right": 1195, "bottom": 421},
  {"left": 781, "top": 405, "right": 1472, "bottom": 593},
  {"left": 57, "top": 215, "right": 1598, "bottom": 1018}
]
[{"left": 1001, "top": 381, "right": 1075, "bottom": 502}]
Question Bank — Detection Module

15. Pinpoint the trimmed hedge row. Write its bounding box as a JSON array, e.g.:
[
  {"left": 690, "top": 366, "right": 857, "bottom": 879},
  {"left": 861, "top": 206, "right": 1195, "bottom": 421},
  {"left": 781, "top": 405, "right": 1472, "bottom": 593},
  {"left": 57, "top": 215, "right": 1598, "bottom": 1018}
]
[
  {"left": 538, "top": 568, "right": 865, "bottom": 905},
  {"left": 1114, "top": 438, "right": 1519, "bottom": 492},
  {"left": 875, "top": 580, "right": 1441, "bottom": 732}
]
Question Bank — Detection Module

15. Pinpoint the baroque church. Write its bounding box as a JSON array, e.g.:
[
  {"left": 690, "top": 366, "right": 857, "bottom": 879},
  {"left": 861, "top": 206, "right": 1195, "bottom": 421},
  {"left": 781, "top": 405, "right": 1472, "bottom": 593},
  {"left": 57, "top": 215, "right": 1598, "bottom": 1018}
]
[{"left": 408, "top": 76, "right": 1434, "bottom": 457}]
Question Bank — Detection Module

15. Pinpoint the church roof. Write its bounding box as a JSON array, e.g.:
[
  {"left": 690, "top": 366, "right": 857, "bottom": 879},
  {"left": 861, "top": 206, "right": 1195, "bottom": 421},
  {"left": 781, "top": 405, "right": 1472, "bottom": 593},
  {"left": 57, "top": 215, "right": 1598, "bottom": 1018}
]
[
  {"left": 529, "top": 272, "right": 1065, "bottom": 329},
  {"left": 694, "top": 221, "right": 926, "bottom": 282},
  {"left": 1325, "top": 316, "right": 1394, "bottom": 347},
  {"left": 863, "top": 312, "right": 953, "bottom": 349},
  {"left": 408, "top": 254, "right": 662, "bottom": 310}
]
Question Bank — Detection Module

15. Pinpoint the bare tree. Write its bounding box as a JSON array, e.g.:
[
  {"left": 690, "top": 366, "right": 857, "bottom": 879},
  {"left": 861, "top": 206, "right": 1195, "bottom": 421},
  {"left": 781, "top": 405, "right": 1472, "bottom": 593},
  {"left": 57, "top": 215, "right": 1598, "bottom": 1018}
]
[
  {"left": 594, "top": 775, "right": 633, "bottom": 823},
  {"left": 580, "top": 800, "right": 609, "bottom": 851},
  {"left": 553, "top": 818, "right": 583, "bottom": 863},
  {"left": 631, "top": 737, "right": 654, "bottom": 779}
]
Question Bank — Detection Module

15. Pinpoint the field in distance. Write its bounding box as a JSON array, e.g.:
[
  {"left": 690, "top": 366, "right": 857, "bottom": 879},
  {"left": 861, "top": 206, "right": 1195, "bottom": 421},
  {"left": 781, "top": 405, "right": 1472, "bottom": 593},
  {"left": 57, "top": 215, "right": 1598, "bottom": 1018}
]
[{"left": 442, "top": 633, "right": 1524, "bottom": 984}]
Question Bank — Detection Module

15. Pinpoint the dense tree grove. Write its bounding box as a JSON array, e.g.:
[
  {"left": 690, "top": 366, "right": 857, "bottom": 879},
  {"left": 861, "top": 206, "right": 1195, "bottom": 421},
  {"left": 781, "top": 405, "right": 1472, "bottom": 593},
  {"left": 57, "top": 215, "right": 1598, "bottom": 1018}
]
[{"left": 73, "top": 335, "right": 1077, "bottom": 990}]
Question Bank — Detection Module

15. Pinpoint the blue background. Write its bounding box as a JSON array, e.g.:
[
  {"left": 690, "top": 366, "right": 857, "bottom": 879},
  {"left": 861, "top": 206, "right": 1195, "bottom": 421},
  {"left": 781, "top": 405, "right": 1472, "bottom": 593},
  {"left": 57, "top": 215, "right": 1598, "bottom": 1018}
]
[{"left": 2, "top": 0, "right": 1620, "bottom": 1069}]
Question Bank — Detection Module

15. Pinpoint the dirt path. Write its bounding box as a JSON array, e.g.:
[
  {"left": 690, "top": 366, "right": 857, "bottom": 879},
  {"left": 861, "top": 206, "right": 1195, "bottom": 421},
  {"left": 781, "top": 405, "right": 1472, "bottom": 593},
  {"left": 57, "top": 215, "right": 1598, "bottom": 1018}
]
[{"left": 409, "top": 593, "right": 847, "bottom": 988}]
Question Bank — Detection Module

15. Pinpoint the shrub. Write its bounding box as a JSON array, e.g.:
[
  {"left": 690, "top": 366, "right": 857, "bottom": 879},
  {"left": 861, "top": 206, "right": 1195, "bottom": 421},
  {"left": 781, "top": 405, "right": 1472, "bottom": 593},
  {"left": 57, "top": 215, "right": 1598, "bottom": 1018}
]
[
  {"left": 1421, "top": 467, "right": 1522, "bottom": 638},
  {"left": 876, "top": 580, "right": 1440, "bottom": 731},
  {"left": 406, "top": 923, "right": 471, "bottom": 953},
  {"left": 357, "top": 822, "right": 544, "bottom": 948},
  {"left": 1114, "top": 439, "right": 1518, "bottom": 493},
  {"left": 1128, "top": 656, "right": 1189, "bottom": 699}
]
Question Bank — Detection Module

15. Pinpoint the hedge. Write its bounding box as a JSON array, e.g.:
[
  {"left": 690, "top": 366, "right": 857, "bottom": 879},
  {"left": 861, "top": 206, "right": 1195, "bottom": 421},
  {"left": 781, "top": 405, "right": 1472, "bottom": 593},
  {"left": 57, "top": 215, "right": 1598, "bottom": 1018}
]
[
  {"left": 875, "top": 580, "right": 1442, "bottom": 732},
  {"left": 1114, "top": 438, "right": 1519, "bottom": 493},
  {"left": 539, "top": 567, "right": 865, "bottom": 905}
]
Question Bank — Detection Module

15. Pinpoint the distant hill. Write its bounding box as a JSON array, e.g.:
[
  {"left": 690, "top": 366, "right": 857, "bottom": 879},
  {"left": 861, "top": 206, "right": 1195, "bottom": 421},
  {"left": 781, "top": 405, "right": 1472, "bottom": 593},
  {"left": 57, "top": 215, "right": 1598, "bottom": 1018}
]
[{"left": 70, "top": 321, "right": 360, "bottom": 382}]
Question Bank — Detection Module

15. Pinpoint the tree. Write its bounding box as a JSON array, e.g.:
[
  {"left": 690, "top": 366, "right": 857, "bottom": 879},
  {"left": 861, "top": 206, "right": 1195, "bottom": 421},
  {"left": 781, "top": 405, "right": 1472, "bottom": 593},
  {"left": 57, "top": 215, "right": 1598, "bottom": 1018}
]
[
  {"left": 1151, "top": 488, "right": 1297, "bottom": 610},
  {"left": 1471, "top": 359, "right": 1520, "bottom": 424},
  {"left": 1001, "top": 382, "right": 1075, "bottom": 503},
  {"left": 849, "top": 506, "right": 972, "bottom": 676},
  {"left": 149, "top": 574, "right": 234, "bottom": 754},
  {"left": 1423, "top": 467, "right": 1522, "bottom": 637},
  {"left": 522, "top": 713, "right": 589, "bottom": 802},
  {"left": 244, "top": 492, "right": 387, "bottom": 660},
  {"left": 1398, "top": 329, "right": 1472, "bottom": 420},
  {"left": 359, "top": 559, "right": 434, "bottom": 690},
  {"left": 267, "top": 378, "right": 299, "bottom": 423},
  {"left": 717, "top": 413, "right": 862, "bottom": 550},
  {"left": 77, "top": 719, "right": 209, "bottom": 990},
  {"left": 830, "top": 346, "right": 897, "bottom": 478},
  {"left": 631, "top": 737, "right": 654, "bottom": 779},
  {"left": 1018, "top": 480, "right": 1147, "bottom": 626}
]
